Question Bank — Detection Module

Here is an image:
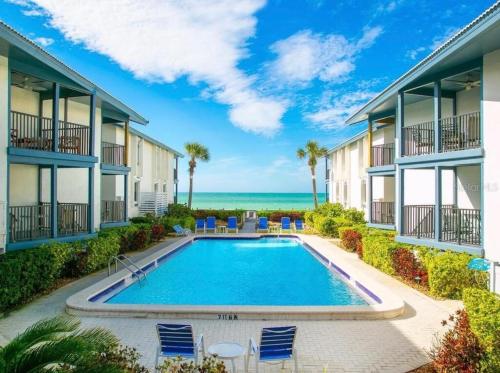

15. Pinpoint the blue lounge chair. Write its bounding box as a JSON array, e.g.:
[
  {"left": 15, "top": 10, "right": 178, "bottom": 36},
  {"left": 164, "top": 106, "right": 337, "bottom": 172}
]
[
  {"left": 195, "top": 219, "right": 205, "bottom": 233},
  {"left": 281, "top": 217, "right": 291, "bottom": 232},
  {"left": 246, "top": 326, "right": 298, "bottom": 373},
  {"left": 294, "top": 219, "right": 304, "bottom": 232},
  {"left": 206, "top": 216, "right": 216, "bottom": 233},
  {"left": 227, "top": 216, "right": 238, "bottom": 233},
  {"left": 173, "top": 224, "right": 192, "bottom": 236},
  {"left": 257, "top": 217, "right": 268, "bottom": 232},
  {"left": 156, "top": 324, "right": 204, "bottom": 368}
]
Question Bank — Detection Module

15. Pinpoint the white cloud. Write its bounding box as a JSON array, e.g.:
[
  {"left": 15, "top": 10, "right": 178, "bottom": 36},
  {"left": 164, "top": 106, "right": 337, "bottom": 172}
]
[
  {"left": 20, "top": 0, "right": 286, "bottom": 136},
  {"left": 268, "top": 26, "right": 382, "bottom": 87},
  {"left": 307, "top": 90, "right": 376, "bottom": 129},
  {"left": 406, "top": 27, "right": 460, "bottom": 61},
  {"left": 22, "top": 8, "right": 45, "bottom": 16},
  {"left": 33, "top": 36, "right": 54, "bottom": 47}
]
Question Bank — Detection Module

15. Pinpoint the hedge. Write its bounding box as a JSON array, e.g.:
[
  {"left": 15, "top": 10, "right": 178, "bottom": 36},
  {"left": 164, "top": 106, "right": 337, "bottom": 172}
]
[
  {"left": 361, "top": 234, "right": 399, "bottom": 275},
  {"left": 463, "top": 288, "right": 500, "bottom": 370}
]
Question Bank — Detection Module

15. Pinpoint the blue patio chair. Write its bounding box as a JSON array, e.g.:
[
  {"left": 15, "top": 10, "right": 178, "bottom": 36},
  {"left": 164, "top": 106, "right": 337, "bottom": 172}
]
[
  {"left": 294, "top": 219, "right": 304, "bottom": 232},
  {"left": 246, "top": 326, "right": 298, "bottom": 373},
  {"left": 195, "top": 219, "right": 205, "bottom": 233},
  {"left": 227, "top": 216, "right": 238, "bottom": 233},
  {"left": 281, "top": 217, "right": 291, "bottom": 232},
  {"left": 257, "top": 217, "right": 268, "bottom": 232},
  {"left": 206, "top": 216, "right": 216, "bottom": 233},
  {"left": 173, "top": 224, "right": 192, "bottom": 236},
  {"left": 155, "top": 324, "right": 205, "bottom": 369}
]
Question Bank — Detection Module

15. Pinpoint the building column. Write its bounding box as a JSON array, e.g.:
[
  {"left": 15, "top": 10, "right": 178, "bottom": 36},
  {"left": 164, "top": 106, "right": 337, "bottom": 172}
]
[
  {"left": 395, "top": 90, "right": 405, "bottom": 234},
  {"left": 124, "top": 119, "right": 129, "bottom": 166},
  {"left": 396, "top": 167, "right": 404, "bottom": 234},
  {"left": 124, "top": 173, "right": 129, "bottom": 221},
  {"left": 52, "top": 83, "right": 60, "bottom": 152},
  {"left": 367, "top": 175, "right": 372, "bottom": 223},
  {"left": 368, "top": 119, "right": 373, "bottom": 167},
  {"left": 434, "top": 81, "right": 442, "bottom": 153},
  {"left": 88, "top": 167, "right": 94, "bottom": 233},
  {"left": 50, "top": 164, "right": 58, "bottom": 238},
  {"left": 396, "top": 91, "right": 404, "bottom": 158},
  {"left": 0, "top": 56, "right": 9, "bottom": 251},
  {"left": 174, "top": 156, "right": 178, "bottom": 204},
  {"left": 435, "top": 166, "right": 442, "bottom": 241},
  {"left": 89, "top": 93, "right": 96, "bottom": 156}
]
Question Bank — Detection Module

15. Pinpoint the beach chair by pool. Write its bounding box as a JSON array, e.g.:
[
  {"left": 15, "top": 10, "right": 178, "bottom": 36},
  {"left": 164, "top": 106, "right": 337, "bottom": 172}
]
[
  {"left": 227, "top": 216, "right": 238, "bottom": 233},
  {"left": 195, "top": 219, "right": 205, "bottom": 233},
  {"left": 280, "top": 217, "right": 291, "bottom": 233},
  {"left": 173, "top": 225, "right": 192, "bottom": 236},
  {"left": 294, "top": 219, "right": 304, "bottom": 232},
  {"left": 155, "top": 323, "right": 205, "bottom": 369},
  {"left": 206, "top": 216, "right": 217, "bottom": 233},
  {"left": 257, "top": 217, "right": 269, "bottom": 232},
  {"left": 246, "top": 326, "right": 298, "bottom": 373}
]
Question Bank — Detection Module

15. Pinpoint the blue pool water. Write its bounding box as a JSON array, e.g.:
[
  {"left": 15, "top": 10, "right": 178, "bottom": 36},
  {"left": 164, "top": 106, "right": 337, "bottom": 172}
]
[{"left": 106, "top": 238, "right": 368, "bottom": 306}]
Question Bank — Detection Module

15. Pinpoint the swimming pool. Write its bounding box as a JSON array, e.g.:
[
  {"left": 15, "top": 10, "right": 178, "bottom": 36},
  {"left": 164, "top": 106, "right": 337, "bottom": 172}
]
[
  {"left": 106, "top": 237, "right": 367, "bottom": 306},
  {"left": 67, "top": 234, "right": 405, "bottom": 320}
]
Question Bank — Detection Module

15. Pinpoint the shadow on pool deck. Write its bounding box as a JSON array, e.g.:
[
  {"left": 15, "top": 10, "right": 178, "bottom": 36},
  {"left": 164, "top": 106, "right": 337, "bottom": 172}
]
[{"left": 0, "top": 235, "right": 461, "bottom": 372}]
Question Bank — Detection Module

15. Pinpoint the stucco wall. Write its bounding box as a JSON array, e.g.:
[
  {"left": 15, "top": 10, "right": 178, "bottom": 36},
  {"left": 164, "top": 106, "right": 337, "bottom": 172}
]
[
  {"left": 456, "top": 86, "right": 480, "bottom": 115},
  {"left": 8, "top": 164, "right": 38, "bottom": 205},
  {"left": 404, "top": 97, "right": 453, "bottom": 125},
  {"left": 0, "top": 56, "right": 8, "bottom": 250},
  {"left": 372, "top": 176, "right": 395, "bottom": 202},
  {"left": 456, "top": 165, "right": 480, "bottom": 209}
]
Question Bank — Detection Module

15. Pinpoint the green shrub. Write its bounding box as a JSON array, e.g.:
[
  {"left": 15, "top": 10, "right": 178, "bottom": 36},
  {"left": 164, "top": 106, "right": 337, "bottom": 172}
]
[
  {"left": 342, "top": 208, "right": 366, "bottom": 224},
  {"left": 304, "top": 211, "right": 315, "bottom": 227},
  {"left": 425, "top": 251, "right": 485, "bottom": 299},
  {"left": 161, "top": 216, "right": 195, "bottom": 232},
  {"left": 314, "top": 202, "right": 344, "bottom": 218},
  {"left": 463, "top": 288, "right": 500, "bottom": 370},
  {"left": 0, "top": 242, "right": 72, "bottom": 312},
  {"left": 362, "top": 234, "right": 399, "bottom": 275},
  {"left": 192, "top": 209, "right": 244, "bottom": 221},
  {"left": 79, "top": 235, "right": 120, "bottom": 274},
  {"left": 166, "top": 203, "right": 192, "bottom": 218}
]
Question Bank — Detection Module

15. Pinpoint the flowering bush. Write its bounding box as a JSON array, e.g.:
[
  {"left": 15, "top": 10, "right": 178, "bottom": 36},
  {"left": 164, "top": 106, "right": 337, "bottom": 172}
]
[
  {"left": 159, "top": 356, "right": 227, "bottom": 372},
  {"left": 151, "top": 223, "right": 166, "bottom": 241},
  {"left": 391, "top": 247, "right": 428, "bottom": 287},
  {"left": 429, "top": 309, "right": 485, "bottom": 372},
  {"left": 340, "top": 229, "right": 362, "bottom": 253}
]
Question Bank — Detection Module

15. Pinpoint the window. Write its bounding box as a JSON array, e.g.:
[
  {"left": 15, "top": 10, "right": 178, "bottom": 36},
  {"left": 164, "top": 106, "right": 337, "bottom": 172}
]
[
  {"left": 154, "top": 183, "right": 159, "bottom": 192},
  {"left": 162, "top": 183, "right": 167, "bottom": 193},
  {"left": 134, "top": 181, "right": 140, "bottom": 205}
]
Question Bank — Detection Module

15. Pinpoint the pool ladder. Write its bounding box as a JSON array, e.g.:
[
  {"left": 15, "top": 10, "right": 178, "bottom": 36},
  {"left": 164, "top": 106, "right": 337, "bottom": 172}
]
[{"left": 108, "top": 255, "right": 147, "bottom": 284}]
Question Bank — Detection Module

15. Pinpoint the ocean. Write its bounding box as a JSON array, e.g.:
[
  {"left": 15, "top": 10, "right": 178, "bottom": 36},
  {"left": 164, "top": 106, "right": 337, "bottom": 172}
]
[{"left": 177, "top": 192, "right": 326, "bottom": 210}]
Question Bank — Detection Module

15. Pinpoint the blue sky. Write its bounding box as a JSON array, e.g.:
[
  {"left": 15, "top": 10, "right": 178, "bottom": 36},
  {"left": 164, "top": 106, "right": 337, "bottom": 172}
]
[{"left": 1, "top": 0, "right": 495, "bottom": 192}]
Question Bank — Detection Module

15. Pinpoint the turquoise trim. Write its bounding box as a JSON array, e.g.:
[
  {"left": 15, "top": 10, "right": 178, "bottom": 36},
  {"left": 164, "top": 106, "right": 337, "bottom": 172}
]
[
  {"left": 367, "top": 165, "right": 396, "bottom": 175},
  {"left": 52, "top": 82, "right": 60, "bottom": 151},
  {"left": 100, "top": 221, "right": 130, "bottom": 229},
  {"left": 407, "top": 87, "right": 455, "bottom": 98},
  {"left": 396, "top": 148, "right": 483, "bottom": 167},
  {"left": 369, "top": 109, "right": 396, "bottom": 122},
  {"left": 100, "top": 163, "right": 130, "bottom": 175},
  {"left": 8, "top": 147, "right": 98, "bottom": 167},
  {"left": 395, "top": 235, "right": 483, "bottom": 256},
  {"left": 6, "top": 233, "right": 98, "bottom": 251},
  {"left": 367, "top": 223, "right": 395, "bottom": 230}
]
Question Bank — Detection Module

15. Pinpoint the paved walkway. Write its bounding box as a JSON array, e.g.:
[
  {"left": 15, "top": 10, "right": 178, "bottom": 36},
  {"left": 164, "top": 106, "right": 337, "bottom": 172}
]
[
  {"left": 240, "top": 218, "right": 256, "bottom": 233},
  {"left": 0, "top": 235, "right": 461, "bottom": 372}
]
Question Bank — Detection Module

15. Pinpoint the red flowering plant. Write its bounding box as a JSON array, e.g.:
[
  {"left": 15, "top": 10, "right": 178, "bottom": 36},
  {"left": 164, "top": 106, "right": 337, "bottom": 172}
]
[
  {"left": 151, "top": 223, "right": 166, "bottom": 241},
  {"left": 391, "top": 247, "right": 428, "bottom": 287},
  {"left": 429, "top": 309, "right": 485, "bottom": 372},
  {"left": 340, "top": 229, "right": 362, "bottom": 253}
]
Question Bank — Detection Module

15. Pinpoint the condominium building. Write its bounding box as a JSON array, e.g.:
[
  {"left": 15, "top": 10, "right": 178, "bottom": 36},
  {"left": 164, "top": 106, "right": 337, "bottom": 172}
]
[{"left": 0, "top": 22, "right": 181, "bottom": 252}]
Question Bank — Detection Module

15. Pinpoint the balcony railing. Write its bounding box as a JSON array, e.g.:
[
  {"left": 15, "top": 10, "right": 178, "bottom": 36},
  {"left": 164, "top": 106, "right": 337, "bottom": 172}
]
[
  {"left": 403, "top": 121, "right": 435, "bottom": 156},
  {"left": 440, "top": 112, "right": 480, "bottom": 152},
  {"left": 101, "top": 200, "right": 126, "bottom": 223},
  {"left": 57, "top": 203, "right": 89, "bottom": 236},
  {"left": 10, "top": 111, "right": 90, "bottom": 155},
  {"left": 371, "top": 201, "right": 395, "bottom": 225},
  {"left": 441, "top": 206, "right": 481, "bottom": 246},
  {"left": 371, "top": 143, "right": 395, "bottom": 166},
  {"left": 402, "top": 112, "right": 481, "bottom": 157},
  {"left": 101, "top": 142, "right": 126, "bottom": 166},
  {"left": 9, "top": 204, "right": 51, "bottom": 242},
  {"left": 403, "top": 205, "right": 435, "bottom": 239}
]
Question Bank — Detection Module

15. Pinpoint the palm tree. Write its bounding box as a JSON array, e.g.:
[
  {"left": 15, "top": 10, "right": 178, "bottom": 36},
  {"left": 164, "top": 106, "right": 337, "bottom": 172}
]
[
  {"left": 297, "top": 140, "right": 328, "bottom": 209},
  {"left": 184, "top": 142, "right": 210, "bottom": 209},
  {"left": 0, "top": 316, "right": 120, "bottom": 373}
]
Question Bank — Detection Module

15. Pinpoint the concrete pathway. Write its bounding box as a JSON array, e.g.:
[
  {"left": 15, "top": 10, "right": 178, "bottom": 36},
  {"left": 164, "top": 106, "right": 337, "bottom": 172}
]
[
  {"left": 0, "top": 235, "right": 461, "bottom": 372},
  {"left": 240, "top": 218, "right": 256, "bottom": 233}
]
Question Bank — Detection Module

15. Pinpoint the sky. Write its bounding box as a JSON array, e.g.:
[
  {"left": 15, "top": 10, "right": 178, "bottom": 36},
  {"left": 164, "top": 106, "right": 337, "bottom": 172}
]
[{"left": 1, "top": 0, "right": 496, "bottom": 192}]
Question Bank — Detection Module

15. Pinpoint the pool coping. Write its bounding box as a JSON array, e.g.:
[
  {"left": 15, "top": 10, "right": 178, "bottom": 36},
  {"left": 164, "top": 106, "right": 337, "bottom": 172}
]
[{"left": 66, "top": 234, "right": 405, "bottom": 320}]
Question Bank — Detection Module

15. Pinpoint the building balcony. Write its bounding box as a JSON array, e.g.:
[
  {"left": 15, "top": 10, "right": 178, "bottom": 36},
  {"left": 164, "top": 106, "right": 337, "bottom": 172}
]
[
  {"left": 371, "top": 201, "right": 395, "bottom": 225},
  {"left": 101, "top": 200, "right": 126, "bottom": 224},
  {"left": 10, "top": 111, "right": 90, "bottom": 156},
  {"left": 402, "top": 111, "right": 480, "bottom": 157},
  {"left": 8, "top": 202, "right": 89, "bottom": 243},
  {"left": 402, "top": 204, "right": 480, "bottom": 246},
  {"left": 101, "top": 142, "right": 126, "bottom": 166},
  {"left": 371, "top": 143, "right": 395, "bottom": 166}
]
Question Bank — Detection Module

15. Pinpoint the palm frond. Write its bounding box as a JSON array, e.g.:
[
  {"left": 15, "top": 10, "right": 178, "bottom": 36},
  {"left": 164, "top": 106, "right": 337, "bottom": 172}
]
[
  {"left": 184, "top": 142, "right": 210, "bottom": 162},
  {"left": 296, "top": 148, "right": 306, "bottom": 159}
]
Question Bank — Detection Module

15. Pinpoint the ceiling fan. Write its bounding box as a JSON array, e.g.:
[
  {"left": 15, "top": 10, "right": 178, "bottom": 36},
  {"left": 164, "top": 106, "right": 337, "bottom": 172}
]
[
  {"left": 447, "top": 73, "right": 480, "bottom": 90},
  {"left": 12, "top": 74, "right": 48, "bottom": 92}
]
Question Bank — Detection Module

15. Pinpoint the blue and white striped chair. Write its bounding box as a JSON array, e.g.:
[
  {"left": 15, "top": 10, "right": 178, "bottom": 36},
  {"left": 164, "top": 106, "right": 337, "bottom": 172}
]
[
  {"left": 280, "top": 217, "right": 291, "bottom": 232},
  {"left": 206, "top": 216, "right": 217, "bottom": 233},
  {"left": 195, "top": 219, "right": 205, "bottom": 233},
  {"left": 227, "top": 216, "right": 238, "bottom": 233},
  {"left": 155, "top": 324, "right": 205, "bottom": 369},
  {"left": 246, "top": 326, "right": 298, "bottom": 372}
]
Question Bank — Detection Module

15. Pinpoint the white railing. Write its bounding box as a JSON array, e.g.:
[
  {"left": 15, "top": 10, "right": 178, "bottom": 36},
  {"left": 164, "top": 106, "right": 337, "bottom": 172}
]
[{"left": 139, "top": 192, "right": 168, "bottom": 216}]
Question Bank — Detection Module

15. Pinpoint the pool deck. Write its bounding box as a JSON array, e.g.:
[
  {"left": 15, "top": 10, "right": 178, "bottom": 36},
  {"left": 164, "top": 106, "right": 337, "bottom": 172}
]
[{"left": 0, "top": 234, "right": 461, "bottom": 372}]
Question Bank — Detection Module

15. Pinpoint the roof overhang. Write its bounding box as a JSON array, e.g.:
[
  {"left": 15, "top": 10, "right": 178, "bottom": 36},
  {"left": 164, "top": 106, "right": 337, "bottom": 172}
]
[
  {"left": 346, "top": 1, "right": 500, "bottom": 125},
  {"left": 0, "top": 21, "right": 148, "bottom": 125},
  {"left": 326, "top": 128, "right": 368, "bottom": 155}
]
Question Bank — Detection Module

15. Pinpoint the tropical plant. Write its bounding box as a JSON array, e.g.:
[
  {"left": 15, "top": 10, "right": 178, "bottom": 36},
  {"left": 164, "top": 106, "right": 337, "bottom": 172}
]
[
  {"left": 159, "top": 356, "right": 227, "bottom": 372},
  {"left": 0, "top": 316, "right": 132, "bottom": 373},
  {"left": 184, "top": 142, "right": 210, "bottom": 209},
  {"left": 296, "top": 140, "right": 328, "bottom": 208}
]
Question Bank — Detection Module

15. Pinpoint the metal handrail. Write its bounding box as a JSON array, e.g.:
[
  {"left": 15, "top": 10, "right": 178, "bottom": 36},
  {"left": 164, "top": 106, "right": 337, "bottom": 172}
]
[{"left": 108, "top": 254, "right": 147, "bottom": 284}]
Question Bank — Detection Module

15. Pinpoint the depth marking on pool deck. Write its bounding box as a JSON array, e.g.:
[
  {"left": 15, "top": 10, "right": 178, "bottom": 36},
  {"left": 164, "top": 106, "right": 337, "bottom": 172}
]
[{"left": 66, "top": 234, "right": 405, "bottom": 320}]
